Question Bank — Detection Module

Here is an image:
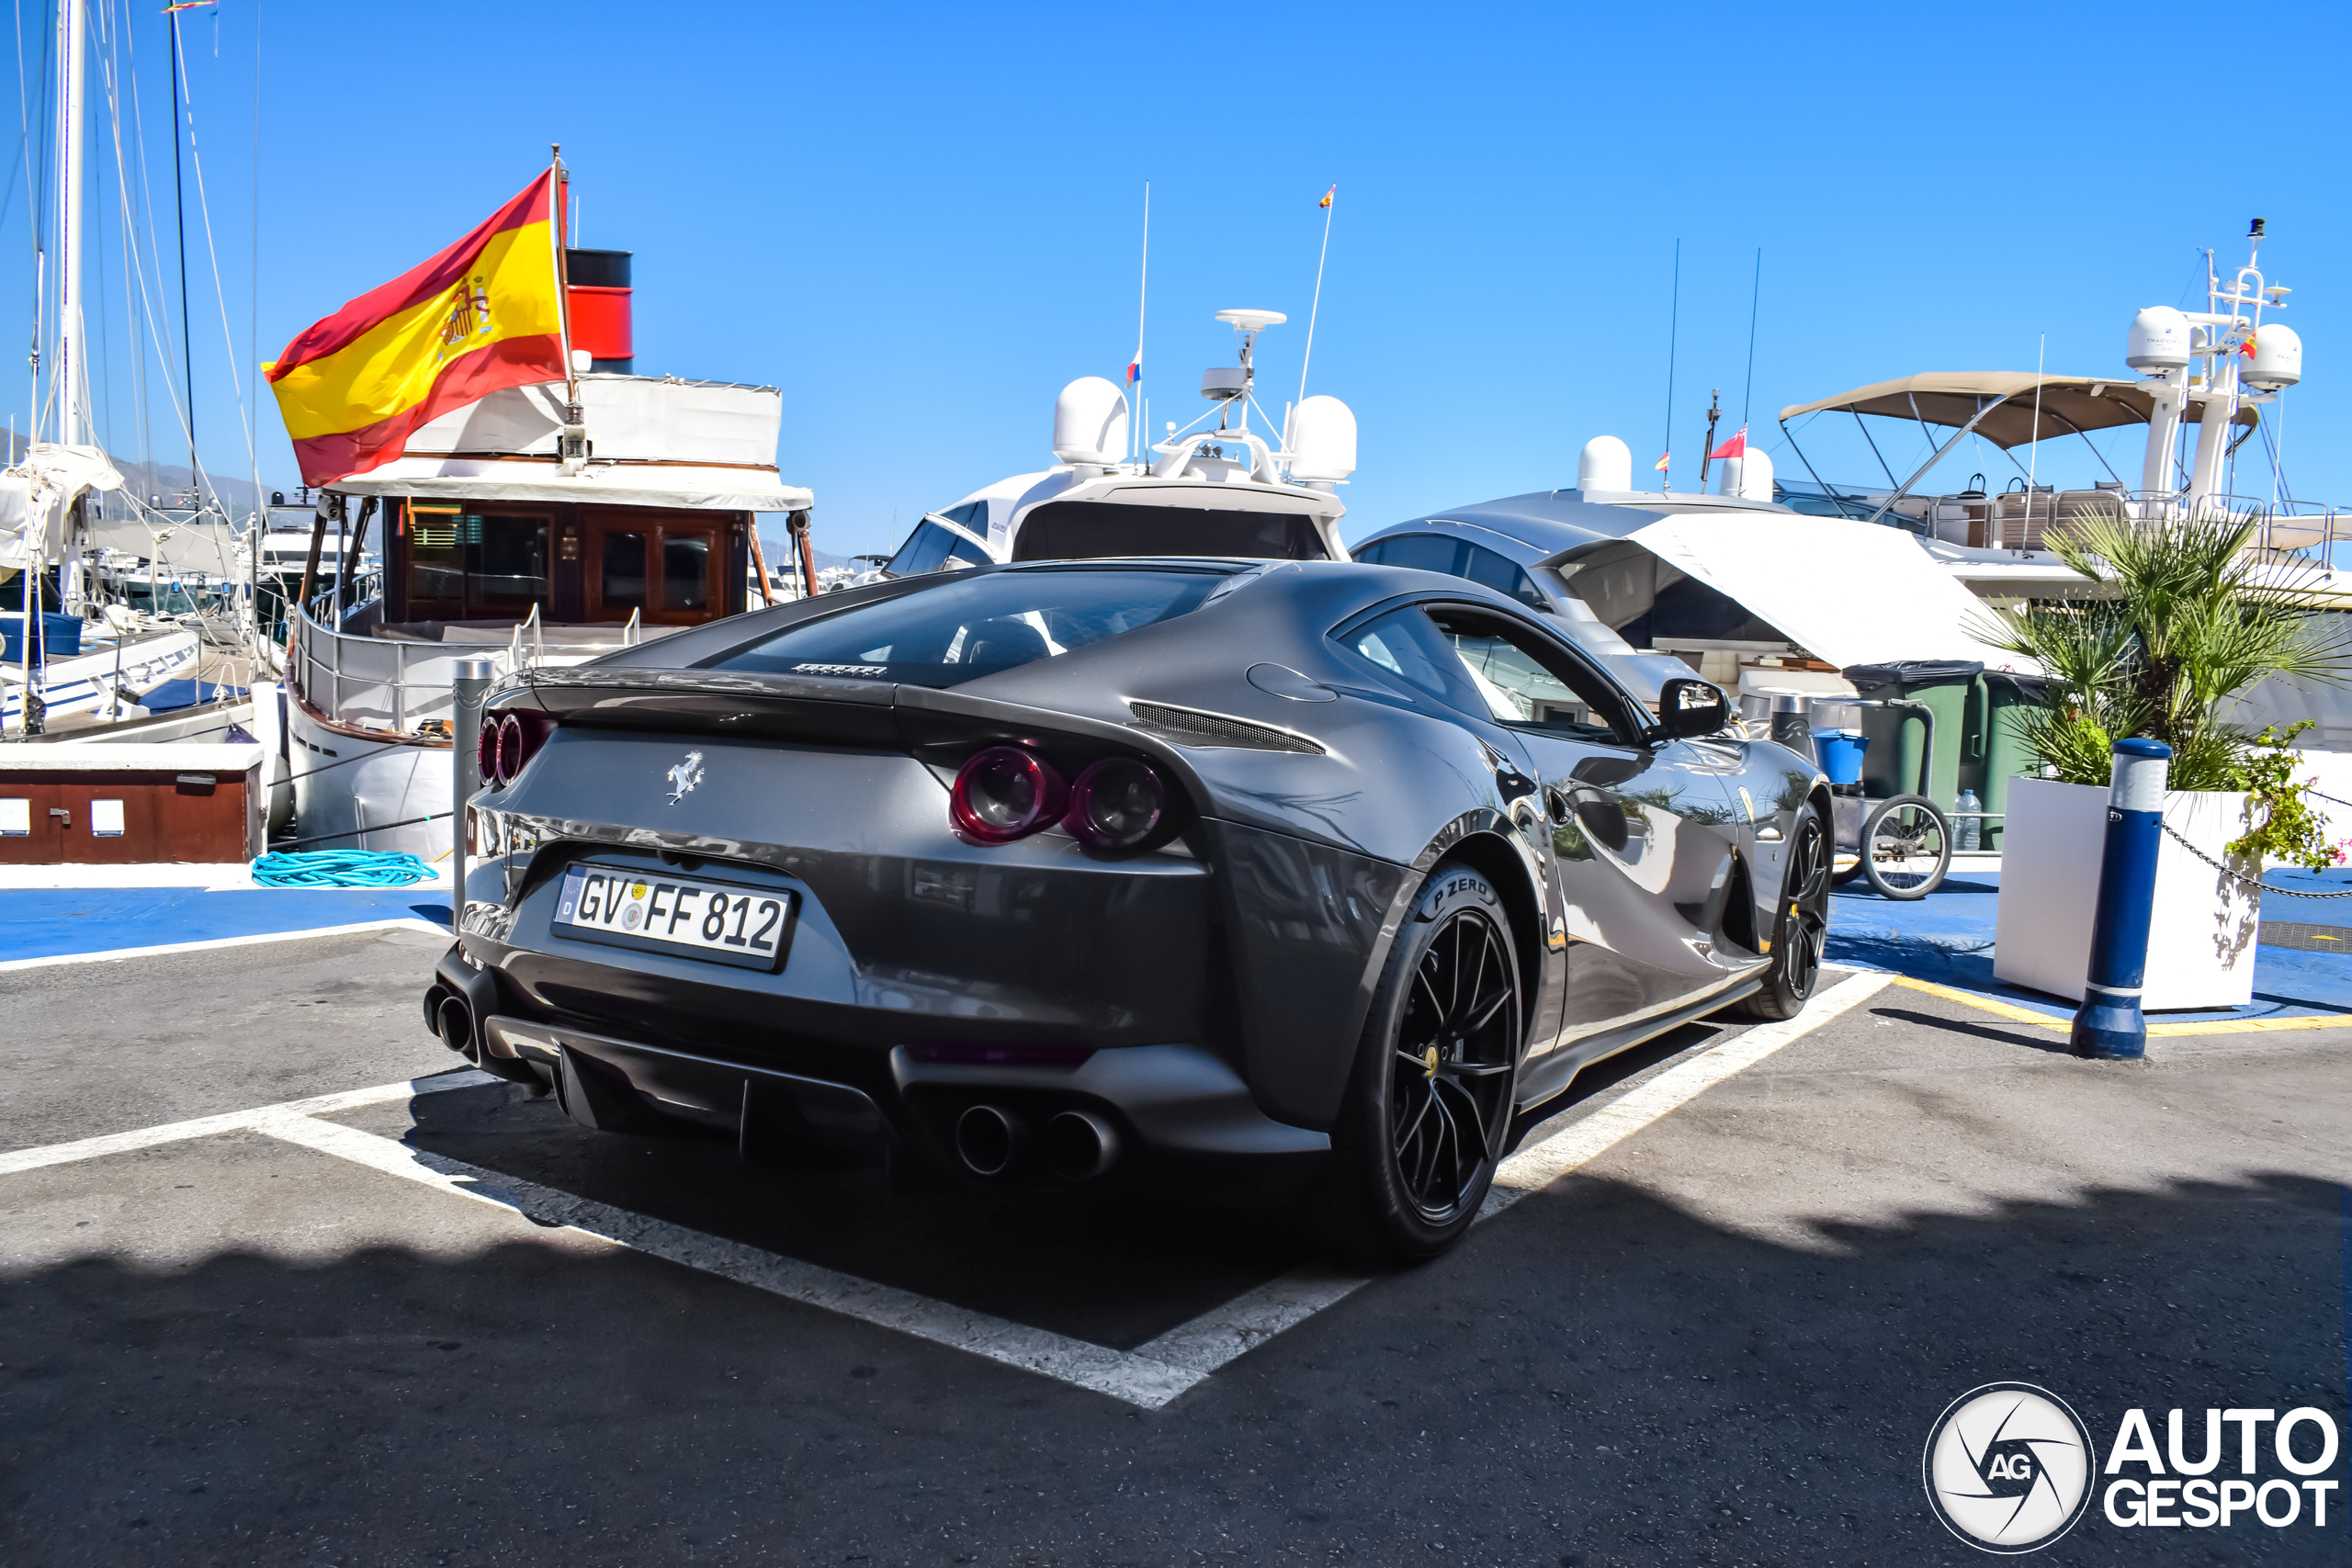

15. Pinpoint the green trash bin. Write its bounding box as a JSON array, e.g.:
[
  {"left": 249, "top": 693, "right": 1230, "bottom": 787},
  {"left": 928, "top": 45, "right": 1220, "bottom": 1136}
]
[
  {"left": 1975, "top": 670, "right": 2052, "bottom": 853},
  {"left": 1843, "top": 660, "right": 1984, "bottom": 809}
]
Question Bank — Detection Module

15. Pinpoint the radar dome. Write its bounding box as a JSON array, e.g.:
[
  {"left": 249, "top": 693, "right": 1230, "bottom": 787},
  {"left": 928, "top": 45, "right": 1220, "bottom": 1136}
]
[
  {"left": 2244, "top": 322, "right": 2302, "bottom": 391},
  {"left": 1286, "top": 395, "right": 1357, "bottom": 484},
  {"left": 1716, "top": 449, "right": 1775, "bottom": 502},
  {"left": 1052, "top": 377, "right": 1129, "bottom": 468},
  {"left": 1577, "top": 435, "right": 1632, "bottom": 493},
  {"left": 2126, "top": 306, "right": 2191, "bottom": 372}
]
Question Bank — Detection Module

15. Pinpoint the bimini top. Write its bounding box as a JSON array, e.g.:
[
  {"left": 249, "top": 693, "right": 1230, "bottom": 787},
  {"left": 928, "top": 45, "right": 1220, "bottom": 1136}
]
[
  {"left": 1780, "top": 371, "right": 2255, "bottom": 449},
  {"left": 327, "top": 373, "right": 812, "bottom": 513}
]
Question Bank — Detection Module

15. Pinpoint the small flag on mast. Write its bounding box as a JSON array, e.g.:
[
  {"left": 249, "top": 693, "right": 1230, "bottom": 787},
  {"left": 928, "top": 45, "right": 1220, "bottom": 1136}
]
[
  {"left": 1126, "top": 359, "right": 1140, "bottom": 385},
  {"left": 1707, "top": 425, "right": 1747, "bottom": 461},
  {"left": 1653, "top": 452, "right": 1671, "bottom": 473},
  {"left": 1318, "top": 185, "right": 1335, "bottom": 209}
]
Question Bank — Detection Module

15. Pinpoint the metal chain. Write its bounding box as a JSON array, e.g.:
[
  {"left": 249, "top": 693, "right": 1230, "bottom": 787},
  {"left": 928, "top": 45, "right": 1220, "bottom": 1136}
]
[{"left": 2159, "top": 822, "right": 2352, "bottom": 897}]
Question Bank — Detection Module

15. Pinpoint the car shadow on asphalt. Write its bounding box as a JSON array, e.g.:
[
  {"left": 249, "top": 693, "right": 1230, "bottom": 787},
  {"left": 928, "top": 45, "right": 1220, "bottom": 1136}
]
[
  {"left": 5, "top": 1163, "right": 2343, "bottom": 1564},
  {"left": 369, "top": 1081, "right": 1315, "bottom": 1351}
]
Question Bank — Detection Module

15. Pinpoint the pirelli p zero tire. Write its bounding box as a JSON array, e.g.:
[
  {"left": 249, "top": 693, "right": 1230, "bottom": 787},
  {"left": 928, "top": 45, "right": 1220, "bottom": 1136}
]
[
  {"left": 1729, "top": 803, "right": 1829, "bottom": 1022},
  {"left": 1319, "top": 863, "right": 1522, "bottom": 1266}
]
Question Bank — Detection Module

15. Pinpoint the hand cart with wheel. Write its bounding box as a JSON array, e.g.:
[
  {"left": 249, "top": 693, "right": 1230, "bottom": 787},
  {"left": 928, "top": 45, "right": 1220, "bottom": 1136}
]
[
  {"left": 1826, "top": 697, "right": 1954, "bottom": 899},
  {"left": 1741, "top": 687, "right": 1959, "bottom": 900}
]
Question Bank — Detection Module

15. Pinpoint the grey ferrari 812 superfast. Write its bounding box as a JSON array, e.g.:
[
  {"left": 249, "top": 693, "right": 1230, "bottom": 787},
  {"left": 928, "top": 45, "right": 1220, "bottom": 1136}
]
[{"left": 427, "top": 557, "right": 1829, "bottom": 1260}]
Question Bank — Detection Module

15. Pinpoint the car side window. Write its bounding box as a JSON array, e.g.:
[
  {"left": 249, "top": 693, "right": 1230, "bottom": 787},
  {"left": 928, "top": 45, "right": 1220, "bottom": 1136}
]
[
  {"left": 1424, "top": 607, "right": 1643, "bottom": 747},
  {"left": 1342, "top": 608, "right": 1492, "bottom": 713}
]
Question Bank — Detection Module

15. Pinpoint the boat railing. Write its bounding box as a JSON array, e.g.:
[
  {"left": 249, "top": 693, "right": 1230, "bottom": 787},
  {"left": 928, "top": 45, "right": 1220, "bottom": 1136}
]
[
  {"left": 288, "top": 593, "right": 639, "bottom": 739},
  {"left": 2079, "top": 491, "right": 2351, "bottom": 559}
]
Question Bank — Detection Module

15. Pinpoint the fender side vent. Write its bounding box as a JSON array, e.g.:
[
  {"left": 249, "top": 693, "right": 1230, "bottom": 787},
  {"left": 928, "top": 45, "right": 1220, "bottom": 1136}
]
[{"left": 1127, "top": 701, "right": 1325, "bottom": 754}]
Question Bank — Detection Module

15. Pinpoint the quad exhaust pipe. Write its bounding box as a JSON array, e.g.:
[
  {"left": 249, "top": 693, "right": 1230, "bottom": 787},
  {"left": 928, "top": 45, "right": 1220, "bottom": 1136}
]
[
  {"left": 952, "top": 1103, "right": 1121, "bottom": 1182},
  {"left": 1044, "top": 1110, "right": 1119, "bottom": 1182},
  {"left": 954, "top": 1104, "right": 1026, "bottom": 1177}
]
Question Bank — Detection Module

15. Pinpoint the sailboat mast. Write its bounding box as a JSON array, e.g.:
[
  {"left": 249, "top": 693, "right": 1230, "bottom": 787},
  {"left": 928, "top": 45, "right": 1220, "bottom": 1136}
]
[{"left": 56, "top": 0, "right": 86, "bottom": 448}]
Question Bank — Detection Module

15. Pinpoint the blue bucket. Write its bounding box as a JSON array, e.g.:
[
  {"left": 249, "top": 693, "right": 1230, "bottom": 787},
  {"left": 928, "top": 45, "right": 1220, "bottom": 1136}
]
[{"left": 1814, "top": 729, "right": 1869, "bottom": 785}]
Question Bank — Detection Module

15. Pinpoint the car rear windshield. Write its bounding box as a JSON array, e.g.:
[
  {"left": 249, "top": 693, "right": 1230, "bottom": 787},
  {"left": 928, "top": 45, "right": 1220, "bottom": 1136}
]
[
  {"left": 709, "top": 567, "right": 1228, "bottom": 686},
  {"left": 1012, "top": 501, "right": 1328, "bottom": 561}
]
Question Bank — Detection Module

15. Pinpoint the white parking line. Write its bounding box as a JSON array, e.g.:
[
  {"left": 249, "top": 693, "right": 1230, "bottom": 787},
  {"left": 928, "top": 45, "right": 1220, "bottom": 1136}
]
[
  {"left": 0, "top": 1069, "right": 496, "bottom": 1177},
  {"left": 256, "top": 1113, "right": 1201, "bottom": 1408},
  {"left": 0, "top": 971, "right": 1889, "bottom": 1407}
]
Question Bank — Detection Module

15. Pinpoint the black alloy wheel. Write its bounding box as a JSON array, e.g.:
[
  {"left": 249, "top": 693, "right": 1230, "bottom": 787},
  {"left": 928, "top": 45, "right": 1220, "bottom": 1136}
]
[
  {"left": 1733, "top": 802, "right": 1830, "bottom": 1021},
  {"left": 1322, "top": 865, "right": 1522, "bottom": 1263}
]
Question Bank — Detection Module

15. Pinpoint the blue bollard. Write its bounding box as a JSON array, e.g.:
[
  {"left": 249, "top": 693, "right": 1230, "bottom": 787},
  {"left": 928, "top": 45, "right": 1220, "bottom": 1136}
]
[{"left": 2070, "top": 737, "right": 2172, "bottom": 1060}]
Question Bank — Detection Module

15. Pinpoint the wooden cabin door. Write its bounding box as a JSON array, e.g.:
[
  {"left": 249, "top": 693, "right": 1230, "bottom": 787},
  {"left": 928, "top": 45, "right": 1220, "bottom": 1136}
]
[{"left": 586, "top": 514, "right": 729, "bottom": 625}]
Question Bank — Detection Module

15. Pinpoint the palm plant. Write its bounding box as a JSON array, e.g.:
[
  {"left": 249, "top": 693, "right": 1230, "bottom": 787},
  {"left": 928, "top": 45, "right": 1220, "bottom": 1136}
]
[{"left": 1976, "top": 507, "right": 2352, "bottom": 791}]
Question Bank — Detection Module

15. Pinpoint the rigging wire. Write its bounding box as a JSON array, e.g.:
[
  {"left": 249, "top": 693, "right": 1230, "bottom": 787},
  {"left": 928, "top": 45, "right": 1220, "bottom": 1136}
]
[{"left": 163, "top": 9, "right": 255, "bottom": 498}]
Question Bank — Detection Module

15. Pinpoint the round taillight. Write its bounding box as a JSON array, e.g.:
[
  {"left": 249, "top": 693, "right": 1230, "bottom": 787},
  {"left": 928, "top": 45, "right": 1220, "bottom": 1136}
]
[
  {"left": 950, "top": 746, "right": 1068, "bottom": 843},
  {"left": 496, "top": 713, "right": 526, "bottom": 783},
  {"left": 1064, "top": 758, "right": 1166, "bottom": 852},
  {"left": 477, "top": 716, "right": 504, "bottom": 784}
]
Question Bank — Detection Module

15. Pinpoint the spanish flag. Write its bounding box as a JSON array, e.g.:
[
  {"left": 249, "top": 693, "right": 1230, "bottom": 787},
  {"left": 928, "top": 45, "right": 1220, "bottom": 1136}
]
[
  {"left": 266, "top": 172, "right": 565, "bottom": 486},
  {"left": 1318, "top": 185, "right": 1335, "bottom": 209}
]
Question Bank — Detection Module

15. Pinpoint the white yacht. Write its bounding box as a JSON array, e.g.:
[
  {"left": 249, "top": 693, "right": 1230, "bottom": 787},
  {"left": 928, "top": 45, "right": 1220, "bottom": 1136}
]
[
  {"left": 873, "top": 309, "right": 1357, "bottom": 577},
  {"left": 281, "top": 366, "right": 812, "bottom": 859}
]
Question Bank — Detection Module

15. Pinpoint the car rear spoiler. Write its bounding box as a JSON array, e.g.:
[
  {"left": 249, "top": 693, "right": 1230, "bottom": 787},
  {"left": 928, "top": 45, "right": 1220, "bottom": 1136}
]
[{"left": 494, "top": 666, "right": 1217, "bottom": 813}]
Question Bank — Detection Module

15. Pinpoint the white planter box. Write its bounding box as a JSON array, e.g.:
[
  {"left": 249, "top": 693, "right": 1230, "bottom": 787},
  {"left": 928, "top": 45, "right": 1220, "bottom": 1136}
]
[{"left": 1992, "top": 775, "right": 2259, "bottom": 1010}]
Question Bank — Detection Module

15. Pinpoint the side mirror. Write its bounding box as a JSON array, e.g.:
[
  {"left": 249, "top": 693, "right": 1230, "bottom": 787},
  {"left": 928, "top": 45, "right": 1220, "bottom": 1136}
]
[{"left": 1651, "top": 677, "right": 1730, "bottom": 742}]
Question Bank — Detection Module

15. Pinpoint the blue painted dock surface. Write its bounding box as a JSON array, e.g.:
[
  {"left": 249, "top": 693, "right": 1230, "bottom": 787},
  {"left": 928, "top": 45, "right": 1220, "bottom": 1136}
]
[
  {"left": 1826, "top": 865, "right": 2352, "bottom": 1022},
  {"left": 4, "top": 864, "right": 2346, "bottom": 1030},
  {"left": 1, "top": 885, "right": 449, "bottom": 964}
]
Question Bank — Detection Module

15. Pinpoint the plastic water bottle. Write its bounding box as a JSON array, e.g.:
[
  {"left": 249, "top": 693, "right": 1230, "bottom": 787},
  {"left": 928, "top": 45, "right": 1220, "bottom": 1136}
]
[{"left": 1956, "top": 787, "right": 1981, "bottom": 852}]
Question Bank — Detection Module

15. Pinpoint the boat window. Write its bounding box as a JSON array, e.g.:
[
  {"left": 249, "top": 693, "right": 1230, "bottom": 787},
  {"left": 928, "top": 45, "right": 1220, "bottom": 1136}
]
[
  {"left": 662, "top": 535, "right": 711, "bottom": 612},
  {"left": 1351, "top": 532, "right": 1548, "bottom": 612},
  {"left": 884, "top": 518, "right": 994, "bottom": 577},
  {"left": 1011, "top": 501, "right": 1327, "bottom": 562},
  {"left": 403, "top": 511, "right": 550, "bottom": 621},
  {"left": 711, "top": 567, "right": 1227, "bottom": 687},
  {"left": 602, "top": 531, "right": 648, "bottom": 610}
]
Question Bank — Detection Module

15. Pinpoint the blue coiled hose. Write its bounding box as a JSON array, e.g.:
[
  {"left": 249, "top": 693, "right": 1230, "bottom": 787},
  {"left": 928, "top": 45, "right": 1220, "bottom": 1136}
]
[{"left": 251, "top": 850, "right": 437, "bottom": 887}]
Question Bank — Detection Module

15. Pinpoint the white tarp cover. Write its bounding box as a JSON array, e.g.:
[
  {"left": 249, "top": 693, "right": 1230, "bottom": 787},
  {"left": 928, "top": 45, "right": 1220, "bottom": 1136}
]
[
  {"left": 0, "top": 444, "right": 122, "bottom": 570},
  {"left": 1627, "top": 510, "right": 2032, "bottom": 671},
  {"left": 330, "top": 464, "right": 812, "bottom": 513}
]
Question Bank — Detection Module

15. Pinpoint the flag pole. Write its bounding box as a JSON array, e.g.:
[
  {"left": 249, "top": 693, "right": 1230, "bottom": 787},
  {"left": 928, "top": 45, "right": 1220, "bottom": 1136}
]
[
  {"left": 1740, "top": 246, "right": 1762, "bottom": 427},
  {"left": 1297, "top": 186, "right": 1335, "bottom": 413},
  {"left": 1129, "top": 181, "right": 1148, "bottom": 464},
  {"left": 1660, "top": 238, "right": 1679, "bottom": 492},
  {"left": 553, "top": 144, "right": 575, "bottom": 405}
]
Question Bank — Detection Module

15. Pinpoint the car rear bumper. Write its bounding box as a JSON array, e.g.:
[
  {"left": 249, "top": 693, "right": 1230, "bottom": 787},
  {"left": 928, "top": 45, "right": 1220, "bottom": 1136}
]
[{"left": 426, "top": 941, "right": 1329, "bottom": 1198}]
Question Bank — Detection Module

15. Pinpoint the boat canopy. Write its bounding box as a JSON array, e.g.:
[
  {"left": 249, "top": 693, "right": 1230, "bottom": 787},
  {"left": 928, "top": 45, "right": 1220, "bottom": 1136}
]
[
  {"left": 1779, "top": 371, "right": 2254, "bottom": 450},
  {"left": 327, "top": 373, "right": 812, "bottom": 513},
  {"left": 1622, "top": 510, "right": 2032, "bottom": 671}
]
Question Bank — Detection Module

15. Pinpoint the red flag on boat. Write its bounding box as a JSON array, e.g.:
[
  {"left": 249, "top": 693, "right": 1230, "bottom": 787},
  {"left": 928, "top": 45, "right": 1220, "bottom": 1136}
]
[{"left": 1707, "top": 425, "right": 1747, "bottom": 461}]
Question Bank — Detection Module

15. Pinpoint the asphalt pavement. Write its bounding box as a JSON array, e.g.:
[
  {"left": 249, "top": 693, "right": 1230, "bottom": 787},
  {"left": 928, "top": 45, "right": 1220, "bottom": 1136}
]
[{"left": 2, "top": 931, "right": 2346, "bottom": 1566}]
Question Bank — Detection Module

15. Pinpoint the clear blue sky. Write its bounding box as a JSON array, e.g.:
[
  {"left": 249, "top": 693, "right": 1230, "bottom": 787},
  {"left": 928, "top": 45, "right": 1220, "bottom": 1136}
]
[{"left": 9, "top": 0, "right": 2350, "bottom": 557}]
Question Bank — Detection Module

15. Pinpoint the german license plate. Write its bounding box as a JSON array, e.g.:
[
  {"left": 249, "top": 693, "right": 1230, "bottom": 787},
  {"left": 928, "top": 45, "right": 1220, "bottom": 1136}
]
[{"left": 551, "top": 864, "right": 796, "bottom": 973}]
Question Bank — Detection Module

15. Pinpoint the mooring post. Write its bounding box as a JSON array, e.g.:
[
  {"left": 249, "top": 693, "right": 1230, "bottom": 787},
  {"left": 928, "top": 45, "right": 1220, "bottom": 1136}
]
[
  {"left": 2071, "top": 737, "right": 2172, "bottom": 1060},
  {"left": 450, "top": 657, "right": 497, "bottom": 934}
]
